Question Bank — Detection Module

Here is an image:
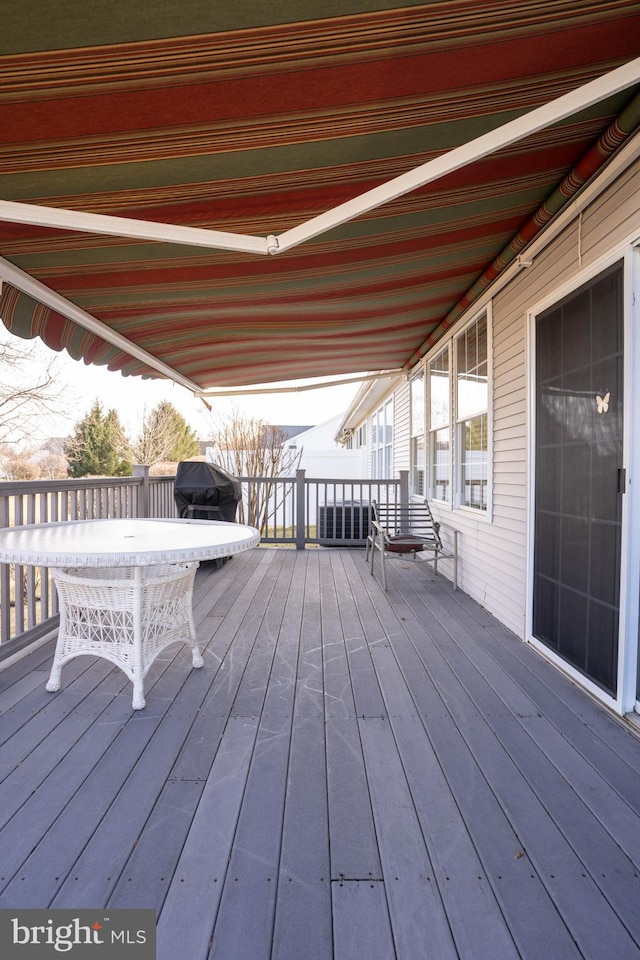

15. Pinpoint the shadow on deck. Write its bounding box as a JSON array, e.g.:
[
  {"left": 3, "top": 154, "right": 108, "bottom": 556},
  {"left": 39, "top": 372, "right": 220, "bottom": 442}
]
[{"left": 1, "top": 546, "right": 639, "bottom": 960}]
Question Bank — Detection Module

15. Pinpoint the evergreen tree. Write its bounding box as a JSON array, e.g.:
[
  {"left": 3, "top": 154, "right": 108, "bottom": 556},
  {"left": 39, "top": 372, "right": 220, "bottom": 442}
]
[{"left": 65, "top": 400, "right": 132, "bottom": 477}]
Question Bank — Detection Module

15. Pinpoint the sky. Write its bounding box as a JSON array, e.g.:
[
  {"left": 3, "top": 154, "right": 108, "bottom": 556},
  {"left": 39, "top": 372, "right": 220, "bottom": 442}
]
[{"left": 2, "top": 327, "right": 362, "bottom": 445}]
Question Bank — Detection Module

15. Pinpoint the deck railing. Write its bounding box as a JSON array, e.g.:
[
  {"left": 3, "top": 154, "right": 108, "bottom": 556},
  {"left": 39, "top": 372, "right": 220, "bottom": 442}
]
[{"left": 0, "top": 469, "right": 406, "bottom": 652}]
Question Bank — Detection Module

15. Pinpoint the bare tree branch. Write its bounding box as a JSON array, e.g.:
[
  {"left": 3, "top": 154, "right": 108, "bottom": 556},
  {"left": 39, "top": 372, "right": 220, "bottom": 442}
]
[
  {"left": 207, "top": 409, "right": 302, "bottom": 533},
  {"left": 0, "top": 336, "right": 66, "bottom": 444},
  {"left": 127, "top": 401, "right": 200, "bottom": 466}
]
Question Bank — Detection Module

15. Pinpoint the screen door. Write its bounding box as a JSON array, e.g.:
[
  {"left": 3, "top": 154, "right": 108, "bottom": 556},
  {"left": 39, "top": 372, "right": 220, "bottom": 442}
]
[{"left": 533, "top": 263, "right": 623, "bottom": 695}]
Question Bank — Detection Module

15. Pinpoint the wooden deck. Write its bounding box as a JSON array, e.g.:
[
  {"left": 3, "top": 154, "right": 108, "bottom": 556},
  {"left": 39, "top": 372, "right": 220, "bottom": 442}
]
[{"left": 1, "top": 546, "right": 640, "bottom": 960}]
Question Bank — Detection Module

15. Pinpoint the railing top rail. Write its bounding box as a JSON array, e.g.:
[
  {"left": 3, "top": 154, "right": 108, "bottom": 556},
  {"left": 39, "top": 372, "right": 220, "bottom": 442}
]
[
  {"left": 0, "top": 474, "right": 400, "bottom": 497},
  {"left": 237, "top": 475, "right": 398, "bottom": 486},
  {"left": 0, "top": 476, "right": 143, "bottom": 496},
  {"left": 237, "top": 475, "right": 296, "bottom": 483}
]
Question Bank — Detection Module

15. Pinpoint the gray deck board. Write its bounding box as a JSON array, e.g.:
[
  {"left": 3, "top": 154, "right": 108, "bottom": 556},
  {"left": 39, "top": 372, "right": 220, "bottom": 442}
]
[
  {"left": 157, "top": 716, "right": 259, "bottom": 960},
  {"left": 0, "top": 667, "right": 51, "bottom": 714},
  {"left": 271, "top": 552, "right": 333, "bottom": 960},
  {"left": 365, "top": 641, "right": 520, "bottom": 960},
  {"left": 389, "top": 568, "right": 640, "bottom": 952},
  {"left": 1, "top": 547, "right": 640, "bottom": 958},
  {"left": 209, "top": 552, "right": 302, "bottom": 960},
  {"left": 322, "top": 552, "right": 382, "bottom": 882},
  {"left": 0, "top": 640, "right": 53, "bottom": 694},
  {"left": 486, "top": 622, "right": 640, "bottom": 775},
  {"left": 345, "top": 554, "right": 588, "bottom": 960},
  {"left": 107, "top": 778, "right": 206, "bottom": 911},
  {"left": 387, "top": 572, "right": 638, "bottom": 958},
  {"left": 359, "top": 715, "right": 458, "bottom": 960},
  {"left": 438, "top": 582, "right": 640, "bottom": 769},
  {"left": 332, "top": 880, "right": 395, "bottom": 960}
]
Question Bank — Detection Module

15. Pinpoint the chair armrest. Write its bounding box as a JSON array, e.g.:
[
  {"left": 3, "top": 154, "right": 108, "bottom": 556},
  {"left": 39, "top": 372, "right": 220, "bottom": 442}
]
[{"left": 371, "top": 520, "right": 390, "bottom": 542}]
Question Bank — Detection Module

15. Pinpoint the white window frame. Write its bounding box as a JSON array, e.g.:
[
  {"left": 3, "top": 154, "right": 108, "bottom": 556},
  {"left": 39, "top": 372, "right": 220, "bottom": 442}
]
[
  {"left": 455, "top": 310, "right": 491, "bottom": 515},
  {"left": 371, "top": 398, "right": 394, "bottom": 479},
  {"left": 424, "top": 305, "right": 493, "bottom": 517},
  {"left": 427, "top": 344, "right": 452, "bottom": 504},
  {"left": 410, "top": 369, "right": 425, "bottom": 496}
]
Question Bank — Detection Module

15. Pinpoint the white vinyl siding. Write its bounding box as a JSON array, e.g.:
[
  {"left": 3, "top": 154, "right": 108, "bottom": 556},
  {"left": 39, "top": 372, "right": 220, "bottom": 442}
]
[
  {"left": 410, "top": 371, "right": 425, "bottom": 496},
  {"left": 393, "top": 380, "right": 411, "bottom": 475},
  {"left": 350, "top": 154, "right": 640, "bottom": 641},
  {"left": 371, "top": 399, "right": 394, "bottom": 478},
  {"left": 582, "top": 158, "right": 640, "bottom": 257},
  {"left": 477, "top": 156, "right": 640, "bottom": 635},
  {"left": 430, "top": 155, "right": 640, "bottom": 637}
]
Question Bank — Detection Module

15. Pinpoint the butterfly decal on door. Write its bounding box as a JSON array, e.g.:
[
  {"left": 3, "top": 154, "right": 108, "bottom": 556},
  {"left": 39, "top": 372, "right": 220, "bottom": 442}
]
[{"left": 596, "top": 391, "right": 610, "bottom": 414}]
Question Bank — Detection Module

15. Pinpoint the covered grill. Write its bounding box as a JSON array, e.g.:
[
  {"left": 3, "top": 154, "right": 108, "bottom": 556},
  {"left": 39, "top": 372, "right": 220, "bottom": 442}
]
[{"left": 174, "top": 462, "right": 242, "bottom": 523}]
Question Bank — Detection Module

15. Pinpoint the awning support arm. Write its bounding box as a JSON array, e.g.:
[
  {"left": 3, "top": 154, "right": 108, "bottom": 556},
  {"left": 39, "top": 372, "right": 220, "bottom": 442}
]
[
  {"left": 0, "top": 57, "right": 638, "bottom": 256},
  {"left": 195, "top": 370, "right": 402, "bottom": 398},
  {"left": 0, "top": 256, "right": 202, "bottom": 392},
  {"left": 275, "top": 55, "right": 640, "bottom": 251}
]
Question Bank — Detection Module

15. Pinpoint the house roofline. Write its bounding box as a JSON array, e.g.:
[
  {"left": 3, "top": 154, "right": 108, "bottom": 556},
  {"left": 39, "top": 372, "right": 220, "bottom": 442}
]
[
  {"left": 335, "top": 373, "right": 404, "bottom": 443},
  {"left": 336, "top": 126, "right": 640, "bottom": 441}
]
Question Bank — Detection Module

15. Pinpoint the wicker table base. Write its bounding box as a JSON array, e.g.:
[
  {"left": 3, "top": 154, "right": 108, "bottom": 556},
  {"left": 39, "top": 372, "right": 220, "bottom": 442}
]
[{"left": 46, "top": 562, "right": 202, "bottom": 709}]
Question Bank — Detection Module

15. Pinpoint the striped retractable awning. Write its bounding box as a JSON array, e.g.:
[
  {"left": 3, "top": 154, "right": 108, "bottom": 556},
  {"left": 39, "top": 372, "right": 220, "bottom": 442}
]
[{"left": 1, "top": 1, "right": 640, "bottom": 393}]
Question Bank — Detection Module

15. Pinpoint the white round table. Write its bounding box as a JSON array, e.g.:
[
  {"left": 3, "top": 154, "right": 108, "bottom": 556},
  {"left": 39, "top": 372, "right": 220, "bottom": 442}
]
[{"left": 0, "top": 518, "right": 260, "bottom": 709}]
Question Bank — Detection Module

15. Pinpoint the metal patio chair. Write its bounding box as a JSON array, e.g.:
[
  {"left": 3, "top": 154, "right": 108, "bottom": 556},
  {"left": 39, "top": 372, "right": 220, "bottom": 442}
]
[{"left": 366, "top": 499, "right": 458, "bottom": 591}]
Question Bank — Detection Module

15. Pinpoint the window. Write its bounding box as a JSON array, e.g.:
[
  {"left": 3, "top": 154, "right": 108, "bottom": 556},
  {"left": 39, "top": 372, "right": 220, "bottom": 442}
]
[
  {"left": 428, "top": 346, "right": 450, "bottom": 502},
  {"left": 456, "top": 315, "right": 489, "bottom": 511},
  {"left": 346, "top": 424, "right": 367, "bottom": 450},
  {"left": 372, "top": 399, "right": 393, "bottom": 478},
  {"left": 424, "top": 311, "right": 490, "bottom": 513},
  {"left": 410, "top": 371, "right": 425, "bottom": 495}
]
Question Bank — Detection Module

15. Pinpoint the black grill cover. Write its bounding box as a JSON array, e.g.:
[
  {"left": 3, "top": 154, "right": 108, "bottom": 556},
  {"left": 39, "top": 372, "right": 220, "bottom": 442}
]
[{"left": 174, "top": 461, "right": 242, "bottom": 522}]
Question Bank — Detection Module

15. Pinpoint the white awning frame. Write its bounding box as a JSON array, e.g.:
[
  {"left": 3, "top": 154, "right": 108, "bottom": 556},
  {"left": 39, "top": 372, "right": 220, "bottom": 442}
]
[
  {"left": 0, "top": 56, "right": 638, "bottom": 258},
  {"left": 1, "top": 56, "right": 640, "bottom": 395}
]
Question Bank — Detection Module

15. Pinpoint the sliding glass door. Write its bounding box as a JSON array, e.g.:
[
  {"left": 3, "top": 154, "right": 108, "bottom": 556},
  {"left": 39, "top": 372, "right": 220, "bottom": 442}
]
[{"left": 533, "top": 263, "right": 623, "bottom": 695}]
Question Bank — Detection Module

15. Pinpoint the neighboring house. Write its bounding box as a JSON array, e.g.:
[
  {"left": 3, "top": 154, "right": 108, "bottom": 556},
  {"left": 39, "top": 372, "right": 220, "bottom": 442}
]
[
  {"left": 206, "top": 417, "right": 364, "bottom": 480},
  {"left": 276, "top": 425, "right": 311, "bottom": 445},
  {"left": 287, "top": 415, "right": 366, "bottom": 481},
  {"left": 0, "top": 438, "right": 69, "bottom": 479},
  {"left": 337, "top": 142, "right": 640, "bottom": 718},
  {"left": 285, "top": 415, "right": 367, "bottom": 530},
  {"left": 205, "top": 416, "right": 367, "bottom": 528},
  {"left": 202, "top": 424, "right": 308, "bottom": 463}
]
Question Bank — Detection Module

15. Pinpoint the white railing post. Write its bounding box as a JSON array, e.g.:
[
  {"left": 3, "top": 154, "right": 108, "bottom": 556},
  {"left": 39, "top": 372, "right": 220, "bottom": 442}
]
[
  {"left": 132, "top": 464, "right": 150, "bottom": 518},
  {"left": 295, "top": 469, "right": 306, "bottom": 550},
  {"left": 399, "top": 470, "right": 410, "bottom": 502}
]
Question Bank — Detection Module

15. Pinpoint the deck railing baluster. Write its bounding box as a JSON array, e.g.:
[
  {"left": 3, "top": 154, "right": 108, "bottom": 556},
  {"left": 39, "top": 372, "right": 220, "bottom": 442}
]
[{"left": 0, "top": 470, "right": 400, "bottom": 650}]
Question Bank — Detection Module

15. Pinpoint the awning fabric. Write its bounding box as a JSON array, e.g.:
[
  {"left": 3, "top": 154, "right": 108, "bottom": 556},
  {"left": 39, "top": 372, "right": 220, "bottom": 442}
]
[{"left": 1, "top": 1, "right": 640, "bottom": 391}]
